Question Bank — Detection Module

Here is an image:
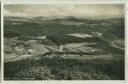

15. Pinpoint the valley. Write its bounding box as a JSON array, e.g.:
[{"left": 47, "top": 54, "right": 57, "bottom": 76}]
[{"left": 4, "top": 16, "right": 125, "bottom": 80}]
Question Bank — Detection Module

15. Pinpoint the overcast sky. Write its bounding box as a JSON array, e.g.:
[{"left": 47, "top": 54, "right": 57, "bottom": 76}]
[{"left": 4, "top": 4, "right": 124, "bottom": 19}]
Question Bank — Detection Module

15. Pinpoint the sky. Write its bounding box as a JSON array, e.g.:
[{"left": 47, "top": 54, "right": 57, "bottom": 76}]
[{"left": 4, "top": 4, "right": 124, "bottom": 19}]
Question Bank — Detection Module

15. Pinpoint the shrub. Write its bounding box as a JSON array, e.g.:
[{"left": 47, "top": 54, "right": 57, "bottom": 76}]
[{"left": 14, "top": 66, "right": 55, "bottom": 80}]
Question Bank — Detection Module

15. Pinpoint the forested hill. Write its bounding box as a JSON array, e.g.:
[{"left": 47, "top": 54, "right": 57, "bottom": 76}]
[{"left": 4, "top": 16, "right": 124, "bottom": 45}]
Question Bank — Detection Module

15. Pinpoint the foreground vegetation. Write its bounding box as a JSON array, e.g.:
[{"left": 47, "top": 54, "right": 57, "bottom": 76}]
[{"left": 4, "top": 56, "right": 124, "bottom": 80}]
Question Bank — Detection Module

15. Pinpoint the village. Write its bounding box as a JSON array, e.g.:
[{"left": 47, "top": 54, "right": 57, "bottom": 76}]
[{"left": 4, "top": 33, "right": 109, "bottom": 62}]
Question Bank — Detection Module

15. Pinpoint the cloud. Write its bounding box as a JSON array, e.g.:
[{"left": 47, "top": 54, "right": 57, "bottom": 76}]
[
  {"left": 4, "top": 9, "right": 28, "bottom": 17},
  {"left": 4, "top": 4, "right": 124, "bottom": 18}
]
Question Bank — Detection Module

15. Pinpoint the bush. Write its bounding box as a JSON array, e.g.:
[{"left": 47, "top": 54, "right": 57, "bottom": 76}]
[
  {"left": 14, "top": 66, "right": 55, "bottom": 80},
  {"left": 4, "top": 57, "right": 124, "bottom": 80}
]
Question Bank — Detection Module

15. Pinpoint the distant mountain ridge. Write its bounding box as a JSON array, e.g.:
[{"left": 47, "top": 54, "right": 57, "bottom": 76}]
[{"left": 4, "top": 16, "right": 124, "bottom": 48}]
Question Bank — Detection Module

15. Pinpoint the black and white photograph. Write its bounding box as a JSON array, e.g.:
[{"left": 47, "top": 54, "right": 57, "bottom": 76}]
[{"left": 4, "top": 4, "right": 125, "bottom": 80}]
